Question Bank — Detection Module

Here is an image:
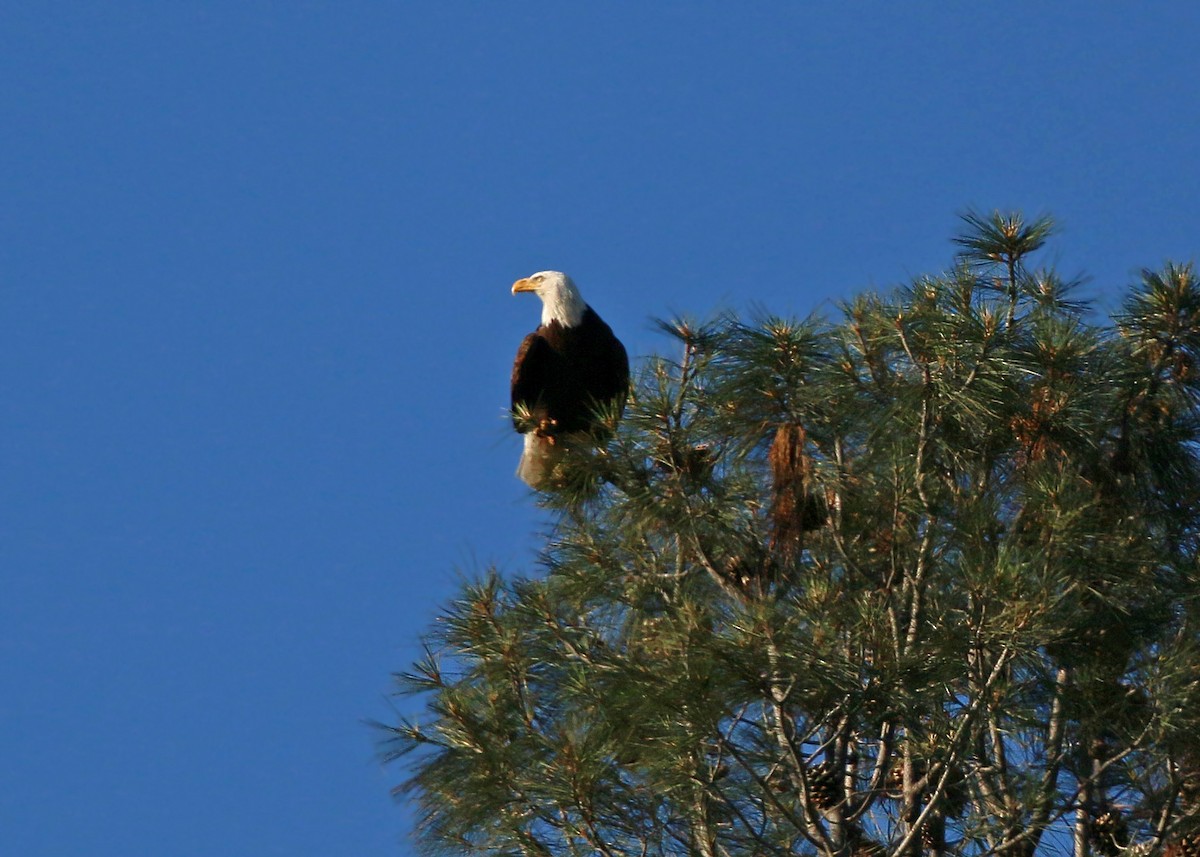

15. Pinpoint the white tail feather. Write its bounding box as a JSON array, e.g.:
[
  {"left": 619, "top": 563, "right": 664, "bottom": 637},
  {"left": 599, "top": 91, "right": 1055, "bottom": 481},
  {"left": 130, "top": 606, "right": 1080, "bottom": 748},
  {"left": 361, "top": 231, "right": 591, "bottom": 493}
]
[{"left": 516, "top": 432, "right": 565, "bottom": 488}]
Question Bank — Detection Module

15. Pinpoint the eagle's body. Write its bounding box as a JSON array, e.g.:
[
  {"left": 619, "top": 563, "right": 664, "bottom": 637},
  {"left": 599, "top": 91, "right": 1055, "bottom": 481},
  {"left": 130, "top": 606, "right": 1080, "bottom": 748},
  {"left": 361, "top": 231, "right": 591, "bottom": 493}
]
[{"left": 510, "top": 271, "right": 629, "bottom": 486}]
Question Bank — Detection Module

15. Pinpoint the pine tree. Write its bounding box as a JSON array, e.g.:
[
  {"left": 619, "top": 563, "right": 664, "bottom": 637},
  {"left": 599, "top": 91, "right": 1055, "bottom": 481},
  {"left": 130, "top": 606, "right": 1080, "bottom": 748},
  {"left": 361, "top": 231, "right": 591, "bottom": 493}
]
[{"left": 380, "top": 212, "right": 1200, "bottom": 857}]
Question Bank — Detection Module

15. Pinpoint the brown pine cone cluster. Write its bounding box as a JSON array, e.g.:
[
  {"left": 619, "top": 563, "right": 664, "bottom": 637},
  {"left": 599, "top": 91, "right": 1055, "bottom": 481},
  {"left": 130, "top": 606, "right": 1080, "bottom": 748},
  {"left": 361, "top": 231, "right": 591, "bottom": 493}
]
[
  {"left": 1181, "top": 770, "right": 1200, "bottom": 809},
  {"left": 920, "top": 812, "right": 945, "bottom": 852},
  {"left": 806, "top": 760, "right": 841, "bottom": 809},
  {"left": 1090, "top": 810, "right": 1129, "bottom": 857},
  {"left": 1164, "top": 833, "right": 1200, "bottom": 857}
]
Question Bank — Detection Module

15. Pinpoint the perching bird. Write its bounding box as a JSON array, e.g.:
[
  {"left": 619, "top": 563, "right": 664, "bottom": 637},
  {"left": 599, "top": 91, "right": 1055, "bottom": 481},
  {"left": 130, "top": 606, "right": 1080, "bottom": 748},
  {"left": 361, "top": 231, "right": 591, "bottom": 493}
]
[{"left": 510, "top": 271, "right": 629, "bottom": 487}]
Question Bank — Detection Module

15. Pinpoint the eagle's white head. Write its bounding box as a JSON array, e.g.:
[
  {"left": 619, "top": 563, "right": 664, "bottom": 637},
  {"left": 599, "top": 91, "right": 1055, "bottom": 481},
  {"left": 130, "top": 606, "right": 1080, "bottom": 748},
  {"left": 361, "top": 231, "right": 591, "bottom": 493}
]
[{"left": 511, "top": 270, "right": 586, "bottom": 327}]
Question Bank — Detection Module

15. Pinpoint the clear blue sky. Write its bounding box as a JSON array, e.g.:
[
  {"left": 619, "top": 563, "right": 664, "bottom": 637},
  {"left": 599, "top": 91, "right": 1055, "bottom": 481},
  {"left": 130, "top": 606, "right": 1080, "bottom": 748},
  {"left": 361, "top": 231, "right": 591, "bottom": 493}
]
[{"left": 2, "top": 4, "right": 1197, "bottom": 855}]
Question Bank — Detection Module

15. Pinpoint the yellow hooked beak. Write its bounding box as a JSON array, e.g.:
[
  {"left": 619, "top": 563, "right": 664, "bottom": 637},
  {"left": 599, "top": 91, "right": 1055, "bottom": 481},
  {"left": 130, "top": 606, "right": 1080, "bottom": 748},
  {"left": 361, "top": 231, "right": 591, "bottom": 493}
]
[{"left": 512, "top": 277, "right": 538, "bottom": 295}]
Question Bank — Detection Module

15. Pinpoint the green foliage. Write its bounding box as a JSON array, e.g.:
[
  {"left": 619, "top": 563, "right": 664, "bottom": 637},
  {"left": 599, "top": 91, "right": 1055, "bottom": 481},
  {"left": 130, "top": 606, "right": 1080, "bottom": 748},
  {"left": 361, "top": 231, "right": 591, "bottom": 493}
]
[{"left": 381, "top": 213, "right": 1200, "bottom": 857}]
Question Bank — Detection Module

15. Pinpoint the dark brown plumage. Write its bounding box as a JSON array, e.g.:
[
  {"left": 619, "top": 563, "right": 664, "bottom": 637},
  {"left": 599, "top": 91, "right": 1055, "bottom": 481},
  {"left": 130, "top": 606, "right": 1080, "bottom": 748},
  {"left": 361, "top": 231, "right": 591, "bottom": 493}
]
[{"left": 511, "top": 308, "right": 629, "bottom": 437}]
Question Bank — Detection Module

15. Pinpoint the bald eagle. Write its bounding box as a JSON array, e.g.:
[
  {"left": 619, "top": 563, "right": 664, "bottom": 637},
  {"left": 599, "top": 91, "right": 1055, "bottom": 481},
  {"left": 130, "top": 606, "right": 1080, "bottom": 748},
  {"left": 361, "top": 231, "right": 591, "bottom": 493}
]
[{"left": 511, "top": 271, "right": 629, "bottom": 487}]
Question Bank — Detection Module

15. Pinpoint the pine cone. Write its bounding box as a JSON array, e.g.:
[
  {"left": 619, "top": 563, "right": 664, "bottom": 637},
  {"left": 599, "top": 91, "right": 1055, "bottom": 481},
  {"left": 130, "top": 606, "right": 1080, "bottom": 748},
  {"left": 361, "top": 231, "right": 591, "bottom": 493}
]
[
  {"left": 654, "top": 442, "right": 714, "bottom": 479},
  {"left": 920, "top": 812, "right": 945, "bottom": 852},
  {"left": 885, "top": 760, "right": 928, "bottom": 799},
  {"left": 1165, "top": 833, "right": 1200, "bottom": 857},
  {"left": 806, "top": 760, "right": 841, "bottom": 809},
  {"left": 1181, "top": 770, "right": 1200, "bottom": 809},
  {"left": 1090, "top": 810, "right": 1128, "bottom": 857}
]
